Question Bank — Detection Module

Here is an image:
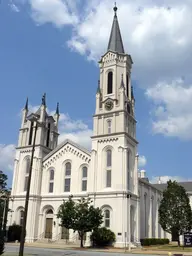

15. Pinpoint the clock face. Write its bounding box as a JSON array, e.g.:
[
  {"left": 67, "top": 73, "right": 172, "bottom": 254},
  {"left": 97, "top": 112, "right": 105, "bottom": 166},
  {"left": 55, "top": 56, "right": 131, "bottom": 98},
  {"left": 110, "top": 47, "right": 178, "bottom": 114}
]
[{"left": 105, "top": 100, "right": 114, "bottom": 111}]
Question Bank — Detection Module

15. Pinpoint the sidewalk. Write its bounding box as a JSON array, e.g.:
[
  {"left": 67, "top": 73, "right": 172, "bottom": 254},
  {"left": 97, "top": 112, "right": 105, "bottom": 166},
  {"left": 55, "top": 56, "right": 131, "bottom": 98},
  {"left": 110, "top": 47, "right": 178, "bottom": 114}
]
[{"left": 6, "top": 242, "right": 192, "bottom": 255}]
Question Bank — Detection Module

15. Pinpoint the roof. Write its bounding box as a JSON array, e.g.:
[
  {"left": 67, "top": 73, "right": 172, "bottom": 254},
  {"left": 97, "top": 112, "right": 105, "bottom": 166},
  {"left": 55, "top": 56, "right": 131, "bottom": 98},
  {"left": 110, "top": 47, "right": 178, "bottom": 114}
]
[
  {"left": 43, "top": 139, "right": 91, "bottom": 162},
  {"left": 107, "top": 11, "right": 125, "bottom": 54},
  {"left": 139, "top": 178, "right": 163, "bottom": 193},
  {"left": 153, "top": 182, "right": 192, "bottom": 192}
]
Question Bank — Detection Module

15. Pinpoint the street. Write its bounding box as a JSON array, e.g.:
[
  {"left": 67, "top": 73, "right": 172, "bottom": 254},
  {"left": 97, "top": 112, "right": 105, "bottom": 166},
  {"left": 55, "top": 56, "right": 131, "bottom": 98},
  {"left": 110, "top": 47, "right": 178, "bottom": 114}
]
[{"left": 5, "top": 245, "right": 158, "bottom": 256}]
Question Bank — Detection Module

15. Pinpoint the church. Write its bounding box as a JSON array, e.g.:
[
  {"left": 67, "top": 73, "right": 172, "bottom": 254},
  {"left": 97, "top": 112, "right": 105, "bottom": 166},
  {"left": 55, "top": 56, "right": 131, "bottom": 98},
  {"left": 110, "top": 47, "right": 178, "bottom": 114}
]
[{"left": 8, "top": 5, "right": 166, "bottom": 248}]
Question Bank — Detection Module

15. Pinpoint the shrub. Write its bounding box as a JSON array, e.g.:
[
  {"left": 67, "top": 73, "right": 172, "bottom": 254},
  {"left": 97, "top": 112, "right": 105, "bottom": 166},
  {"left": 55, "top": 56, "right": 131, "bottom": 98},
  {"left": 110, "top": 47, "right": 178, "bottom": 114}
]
[
  {"left": 140, "top": 238, "right": 169, "bottom": 246},
  {"left": 0, "top": 231, "right": 4, "bottom": 255},
  {"left": 90, "top": 227, "right": 116, "bottom": 247},
  {"left": 8, "top": 224, "right": 22, "bottom": 242}
]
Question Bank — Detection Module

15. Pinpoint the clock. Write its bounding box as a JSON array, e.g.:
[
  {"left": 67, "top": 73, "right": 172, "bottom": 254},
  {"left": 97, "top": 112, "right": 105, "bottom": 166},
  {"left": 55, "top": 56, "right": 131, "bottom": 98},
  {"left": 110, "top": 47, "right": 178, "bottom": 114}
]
[{"left": 105, "top": 100, "right": 114, "bottom": 111}]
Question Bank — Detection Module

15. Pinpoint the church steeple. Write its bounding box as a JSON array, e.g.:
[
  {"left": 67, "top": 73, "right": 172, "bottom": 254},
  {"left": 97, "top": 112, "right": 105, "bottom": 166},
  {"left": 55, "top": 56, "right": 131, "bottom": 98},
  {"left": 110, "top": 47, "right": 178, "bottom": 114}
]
[{"left": 107, "top": 3, "right": 125, "bottom": 54}]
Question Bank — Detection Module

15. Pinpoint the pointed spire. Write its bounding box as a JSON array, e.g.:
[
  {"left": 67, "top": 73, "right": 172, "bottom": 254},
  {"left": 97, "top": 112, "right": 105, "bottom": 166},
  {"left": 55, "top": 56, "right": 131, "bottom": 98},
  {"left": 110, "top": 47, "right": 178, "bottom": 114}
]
[
  {"left": 120, "top": 74, "right": 125, "bottom": 88},
  {"left": 42, "top": 93, "right": 46, "bottom": 106},
  {"left": 24, "top": 97, "right": 28, "bottom": 110},
  {"left": 56, "top": 102, "right": 59, "bottom": 115},
  {"left": 97, "top": 80, "right": 101, "bottom": 94},
  {"left": 107, "top": 3, "right": 125, "bottom": 54}
]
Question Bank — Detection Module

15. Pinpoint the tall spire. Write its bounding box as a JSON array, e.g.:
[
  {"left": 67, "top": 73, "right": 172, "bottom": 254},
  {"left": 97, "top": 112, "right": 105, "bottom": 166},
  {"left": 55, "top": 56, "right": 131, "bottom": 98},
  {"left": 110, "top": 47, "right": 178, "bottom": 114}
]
[
  {"left": 24, "top": 97, "right": 28, "bottom": 110},
  {"left": 107, "top": 3, "right": 125, "bottom": 54},
  {"left": 56, "top": 102, "right": 59, "bottom": 115}
]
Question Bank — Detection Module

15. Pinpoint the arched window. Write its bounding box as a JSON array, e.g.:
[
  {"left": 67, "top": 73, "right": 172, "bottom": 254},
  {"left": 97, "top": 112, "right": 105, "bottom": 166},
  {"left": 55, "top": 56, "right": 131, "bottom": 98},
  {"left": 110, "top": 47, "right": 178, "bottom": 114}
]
[
  {"left": 64, "top": 162, "right": 71, "bottom": 192},
  {"left": 82, "top": 166, "right": 88, "bottom": 191},
  {"left": 104, "top": 209, "right": 110, "bottom": 228},
  {"left": 107, "top": 72, "right": 113, "bottom": 94},
  {"left": 24, "top": 158, "right": 30, "bottom": 192},
  {"left": 49, "top": 169, "right": 54, "bottom": 193},
  {"left": 20, "top": 210, "right": 24, "bottom": 226},
  {"left": 126, "top": 74, "right": 129, "bottom": 97},
  {"left": 107, "top": 120, "right": 112, "bottom": 134},
  {"left": 106, "top": 150, "right": 112, "bottom": 187}
]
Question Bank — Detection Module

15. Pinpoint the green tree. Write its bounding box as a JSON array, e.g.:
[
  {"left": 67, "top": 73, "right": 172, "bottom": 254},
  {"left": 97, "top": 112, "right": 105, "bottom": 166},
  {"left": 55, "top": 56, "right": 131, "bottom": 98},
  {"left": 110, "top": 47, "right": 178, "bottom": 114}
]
[
  {"left": 159, "top": 180, "right": 192, "bottom": 246},
  {"left": 0, "top": 171, "right": 9, "bottom": 234},
  {"left": 57, "top": 196, "right": 103, "bottom": 248}
]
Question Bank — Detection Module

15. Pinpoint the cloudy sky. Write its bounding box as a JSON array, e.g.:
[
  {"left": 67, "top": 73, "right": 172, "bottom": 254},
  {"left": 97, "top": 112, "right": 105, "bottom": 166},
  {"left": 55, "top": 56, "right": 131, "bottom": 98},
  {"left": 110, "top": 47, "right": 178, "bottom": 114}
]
[{"left": 1, "top": 0, "right": 192, "bottom": 187}]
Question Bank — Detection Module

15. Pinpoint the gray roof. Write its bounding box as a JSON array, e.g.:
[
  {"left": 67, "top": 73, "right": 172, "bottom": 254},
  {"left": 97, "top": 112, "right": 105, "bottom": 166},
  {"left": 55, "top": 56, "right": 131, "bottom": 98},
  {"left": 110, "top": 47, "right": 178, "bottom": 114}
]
[
  {"left": 43, "top": 139, "right": 91, "bottom": 162},
  {"left": 107, "top": 12, "right": 125, "bottom": 54},
  {"left": 153, "top": 182, "right": 192, "bottom": 192}
]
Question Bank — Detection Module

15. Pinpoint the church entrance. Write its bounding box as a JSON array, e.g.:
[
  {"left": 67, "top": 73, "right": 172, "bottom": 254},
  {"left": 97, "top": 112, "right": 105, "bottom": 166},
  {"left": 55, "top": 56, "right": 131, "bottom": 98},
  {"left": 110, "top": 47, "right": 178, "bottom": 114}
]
[{"left": 45, "top": 209, "right": 53, "bottom": 239}]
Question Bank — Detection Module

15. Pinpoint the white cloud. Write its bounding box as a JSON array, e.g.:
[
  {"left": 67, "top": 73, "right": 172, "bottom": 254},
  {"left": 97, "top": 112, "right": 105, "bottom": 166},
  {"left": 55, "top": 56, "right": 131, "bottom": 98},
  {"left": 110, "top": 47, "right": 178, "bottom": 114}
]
[
  {"left": 138, "top": 155, "right": 147, "bottom": 167},
  {"left": 150, "top": 175, "right": 192, "bottom": 184},
  {"left": 146, "top": 79, "right": 192, "bottom": 139},
  {"left": 57, "top": 113, "right": 92, "bottom": 149},
  {"left": 0, "top": 144, "right": 16, "bottom": 172},
  {"left": 9, "top": 0, "right": 20, "bottom": 12}
]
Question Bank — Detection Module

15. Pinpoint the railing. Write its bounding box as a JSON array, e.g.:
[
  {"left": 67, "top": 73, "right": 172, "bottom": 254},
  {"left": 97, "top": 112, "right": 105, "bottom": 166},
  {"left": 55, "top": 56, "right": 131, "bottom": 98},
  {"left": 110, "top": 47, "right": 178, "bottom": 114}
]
[{"left": 49, "top": 233, "right": 61, "bottom": 243}]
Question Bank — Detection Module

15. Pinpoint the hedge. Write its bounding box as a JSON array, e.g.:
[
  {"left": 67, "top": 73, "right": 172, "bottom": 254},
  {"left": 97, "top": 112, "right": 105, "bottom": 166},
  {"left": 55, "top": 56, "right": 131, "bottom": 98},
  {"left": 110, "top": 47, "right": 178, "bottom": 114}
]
[
  {"left": 7, "top": 224, "right": 23, "bottom": 242},
  {"left": 90, "top": 227, "right": 116, "bottom": 247},
  {"left": 140, "top": 238, "right": 169, "bottom": 246}
]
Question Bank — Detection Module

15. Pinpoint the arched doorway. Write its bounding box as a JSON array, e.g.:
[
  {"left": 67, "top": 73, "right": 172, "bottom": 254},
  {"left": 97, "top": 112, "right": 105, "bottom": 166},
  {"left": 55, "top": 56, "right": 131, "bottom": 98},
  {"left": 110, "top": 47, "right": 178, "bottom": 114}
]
[{"left": 45, "top": 209, "right": 53, "bottom": 239}]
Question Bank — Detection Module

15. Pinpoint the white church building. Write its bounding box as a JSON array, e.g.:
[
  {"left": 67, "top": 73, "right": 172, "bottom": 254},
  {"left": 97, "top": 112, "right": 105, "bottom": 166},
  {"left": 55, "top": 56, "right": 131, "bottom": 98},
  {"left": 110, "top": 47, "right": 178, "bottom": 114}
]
[{"left": 8, "top": 6, "right": 166, "bottom": 247}]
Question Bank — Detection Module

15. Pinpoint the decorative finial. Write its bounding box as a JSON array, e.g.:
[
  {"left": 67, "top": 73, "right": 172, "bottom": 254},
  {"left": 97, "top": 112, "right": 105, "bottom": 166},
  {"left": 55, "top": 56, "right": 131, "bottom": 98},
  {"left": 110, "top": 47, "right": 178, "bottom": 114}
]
[
  {"left": 131, "top": 86, "right": 134, "bottom": 100},
  {"left": 42, "top": 93, "right": 46, "bottom": 106},
  {"left": 113, "top": 2, "right": 118, "bottom": 16},
  {"left": 24, "top": 97, "right": 28, "bottom": 110},
  {"left": 97, "top": 80, "right": 101, "bottom": 94},
  {"left": 56, "top": 102, "right": 59, "bottom": 115}
]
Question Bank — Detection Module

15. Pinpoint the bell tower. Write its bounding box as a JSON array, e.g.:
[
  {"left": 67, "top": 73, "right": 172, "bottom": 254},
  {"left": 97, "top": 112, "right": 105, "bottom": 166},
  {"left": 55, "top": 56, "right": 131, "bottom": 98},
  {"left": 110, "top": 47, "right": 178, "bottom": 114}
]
[
  {"left": 94, "top": 5, "right": 136, "bottom": 140},
  {"left": 90, "top": 4, "right": 138, "bottom": 194},
  {"left": 10, "top": 94, "right": 60, "bottom": 242},
  {"left": 89, "top": 5, "right": 140, "bottom": 247}
]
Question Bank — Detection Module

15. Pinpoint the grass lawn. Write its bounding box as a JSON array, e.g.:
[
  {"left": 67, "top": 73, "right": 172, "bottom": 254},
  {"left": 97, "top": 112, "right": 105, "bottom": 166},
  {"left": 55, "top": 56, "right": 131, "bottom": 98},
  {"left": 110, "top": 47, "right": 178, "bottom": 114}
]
[{"left": 143, "top": 244, "right": 192, "bottom": 252}]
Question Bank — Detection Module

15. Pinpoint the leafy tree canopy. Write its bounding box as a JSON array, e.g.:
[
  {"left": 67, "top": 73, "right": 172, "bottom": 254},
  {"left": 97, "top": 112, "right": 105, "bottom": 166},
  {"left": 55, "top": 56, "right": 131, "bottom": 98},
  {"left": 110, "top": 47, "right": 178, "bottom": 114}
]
[
  {"left": 57, "top": 196, "right": 103, "bottom": 247},
  {"left": 159, "top": 180, "right": 192, "bottom": 244}
]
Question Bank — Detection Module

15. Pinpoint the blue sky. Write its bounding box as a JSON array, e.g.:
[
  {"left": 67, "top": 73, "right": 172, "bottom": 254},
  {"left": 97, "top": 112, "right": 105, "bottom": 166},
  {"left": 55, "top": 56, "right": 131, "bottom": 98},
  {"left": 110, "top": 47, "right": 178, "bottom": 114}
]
[{"left": 1, "top": 0, "right": 192, "bottom": 187}]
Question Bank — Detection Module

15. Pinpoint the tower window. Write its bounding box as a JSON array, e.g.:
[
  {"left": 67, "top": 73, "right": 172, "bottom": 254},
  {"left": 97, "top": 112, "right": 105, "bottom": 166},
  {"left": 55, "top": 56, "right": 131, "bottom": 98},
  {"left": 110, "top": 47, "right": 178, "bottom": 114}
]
[
  {"left": 49, "top": 169, "right": 54, "bottom": 193},
  {"left": 64, "top": 162, "right": 71, "bottom": 192},
  {"left": 127, "top": 104, "right": 131, "bottom": 114},
  {"left": 82, "top": 166, "right": 88, "bottom": 191},
  {"left": 28, "top": 121, "right": 34, "bottom": 145},
  {"left": 126, "top": 74, "right": 129, "bottom": 97},
  {"left": 106, "top": 149, "right": 112, "bottom": 187},
  {"left": 24, "top": 158, "right": 30, "bottom": 192},
  {"left": 46, "top": 123, "right": 51, "bottom": 148},
  {"left": 107, "top": 72, "right": 113, "bottom": 94},
  {"left": 107, "top": 120, "right": 112, "bottom": 134}
]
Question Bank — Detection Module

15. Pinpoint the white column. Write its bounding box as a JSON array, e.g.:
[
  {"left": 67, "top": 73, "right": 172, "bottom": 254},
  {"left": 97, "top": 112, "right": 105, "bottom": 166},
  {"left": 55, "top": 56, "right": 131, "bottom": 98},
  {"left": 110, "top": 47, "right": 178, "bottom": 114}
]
[
  {"left": 155, "top": 192, "right": 159, "bottom": 238},
  {"left": 136, "top": 198, "right": 140, "bottom": 241},
  {"left": 149, "top": 189, "right": 152, "bottom": 238}
]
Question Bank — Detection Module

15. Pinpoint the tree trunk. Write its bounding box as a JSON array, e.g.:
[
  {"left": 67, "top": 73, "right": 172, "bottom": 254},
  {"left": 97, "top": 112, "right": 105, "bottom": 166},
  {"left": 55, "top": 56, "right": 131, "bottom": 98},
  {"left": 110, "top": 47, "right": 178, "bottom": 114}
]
[
  {"left": 178, "top": 238, "right": 180, "bottom": 247},
  {"left": 79, "top": 232, "right": 84, "bottom": 248}
]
